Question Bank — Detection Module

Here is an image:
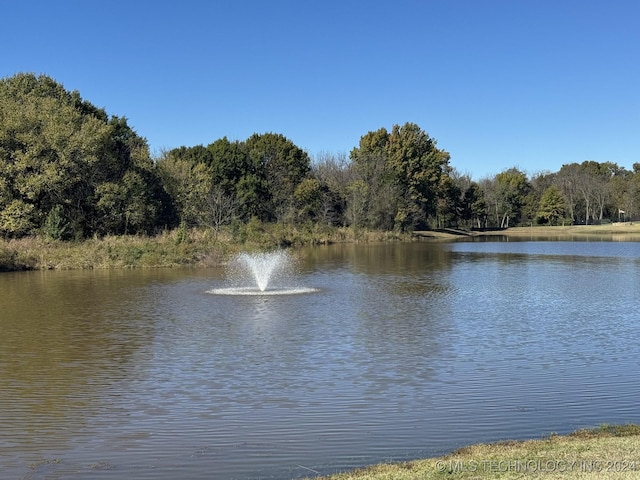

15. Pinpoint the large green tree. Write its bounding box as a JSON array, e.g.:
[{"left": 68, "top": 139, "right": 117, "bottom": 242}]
[
  {"left": 206, "top": 137, "right": 257, "bottom": 221},
  {"left": 387, "top": 123, "right": 451, "bottom": 229},
  {"left": 0, "top": 73, "right": 170, "bottom": 238},
  {"left": 350, "top": 122, "right": 451, "bottom": 230},
  {"left": 158, "top": 133, "right": 311, "bottom": 226},
  {"left": 349, "top": 127, "right": 397, "bottom": 229},
  {"left": 206, "top": 137, "right": 249, "bottom": 196},
  {"left": 244, "top": 133, "right": 311, "bottom": 222}
]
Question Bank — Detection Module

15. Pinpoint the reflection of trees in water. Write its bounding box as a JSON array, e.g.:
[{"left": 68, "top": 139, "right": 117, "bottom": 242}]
[
  {"left": 299, "top": 241, "right": 452, "bottom": 274},
  {"left": 0, "top": 269, "right": 167, "bottom": 448}
]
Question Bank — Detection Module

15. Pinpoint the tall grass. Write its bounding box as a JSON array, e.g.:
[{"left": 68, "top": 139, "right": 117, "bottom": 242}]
[
  {"left": 0, "top": 223, "right": 414, "bottom": 271},
  {"left": 0, "top": 230, "right": 229, "bottom": 270}
]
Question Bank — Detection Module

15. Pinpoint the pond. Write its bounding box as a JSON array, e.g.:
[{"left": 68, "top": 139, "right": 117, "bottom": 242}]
[{"left": 1, "top": 240, "right": 639, "bottom": 479}]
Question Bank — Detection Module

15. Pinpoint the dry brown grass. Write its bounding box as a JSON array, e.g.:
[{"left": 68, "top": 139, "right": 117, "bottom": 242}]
[
  {"left": 0, "top": 229, "right": 235, "bottom": 270},
  {"left": 0, "top": 224, "right": 415, "bottom": 271}
]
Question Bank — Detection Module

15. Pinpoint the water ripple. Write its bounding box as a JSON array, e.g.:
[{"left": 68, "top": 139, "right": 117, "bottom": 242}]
[{"left": 2, "top": 243, "right": 640, "bottom": 478}]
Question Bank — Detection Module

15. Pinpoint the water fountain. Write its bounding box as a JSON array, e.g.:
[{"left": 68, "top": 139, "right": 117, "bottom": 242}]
[
  {"left": 237, "top": 251, "right": 288, "bottom": 292},
  {"left": 207, "top": 250, "right": 318, "bottom": 295}
]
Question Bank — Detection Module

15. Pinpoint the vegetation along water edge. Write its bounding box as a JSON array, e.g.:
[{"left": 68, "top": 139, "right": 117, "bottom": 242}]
[
  {"left": 0, "top": 224, "right": 412, "bottom": 271},
  {"left": 3, "top": 223, "right": 640, "bottom": 271}
]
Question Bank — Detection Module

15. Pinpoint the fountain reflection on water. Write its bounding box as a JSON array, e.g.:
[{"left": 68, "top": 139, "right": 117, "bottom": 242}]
[{"left": 207, "top": 250, "right": 318, "bottom": 295}]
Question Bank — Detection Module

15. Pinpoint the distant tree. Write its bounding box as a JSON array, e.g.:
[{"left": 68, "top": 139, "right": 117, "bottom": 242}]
[
  {"left": 164, "top": 144, "right": 213, "bottom": 166},
  {"left": 156, "top": 148, "right": 212, "bottom": 227},
  {"left": 581, "top": 160, "right": 612, "bottom": 222},
  {"left": 555, "top": 163, "right": 583, "bottom": 224},
  {"left": 608, "top": 168, "right": 637, "bottom": 220},
  {"left": 434, "top": 174, "right": 461, "bottom": 228},
  {"left": 293, "top": 177, "right": 323, "bottom": 222},
  {"left": 386, "top": 123, "right": 451, "bottom": 229},
  {"left": 42, "top": 204, "right": 68, "bottom": 240},
  {"left": 0, "top": 200, "right": 36, "bottom": 237},
  {"left": 494, "top": 168, "right": 530, "bottom": 227},
  {"left": 479, "top": 177, "right": 500, "bottom": 227},
  {"left": 553, "top": 161, "right": 629, "bottom": 224},
  {"left": 94, "top": 116, "right": 171, "bottom": 234},
  {"left": 536, "top": 185, "right": 566, "bottom": 225},
  {"left": 245, "top": 133, "right": 310, "bottom": 222},
  {"left": 345, "top": 179, "right": 369, "bottom": 228},
  {"left": 628, "top": 172, "right": 640, "bottom": 219},
  {"left": 350, "top": 128, "right": 396, "bottom": 229},
  {"left": 311, "top": 151, "right": 353, "bottom": 226},
  {"left": 351, "top": 155, "right": 397, "bottom": 229},
  {"left": 235, "top": 173, "right": 270, "bottom": 220},
  {"left": 460, "top": 181, "right": 487, "bottom": 228},
  {"left": 523, "top": 171, "right": 555, "bottom": 225},
  {"left": 201, "top": 185, "right": 238, "bottom": 233},
  {"left": 206, "top": 137, "right": 251, "bottom": 197}
]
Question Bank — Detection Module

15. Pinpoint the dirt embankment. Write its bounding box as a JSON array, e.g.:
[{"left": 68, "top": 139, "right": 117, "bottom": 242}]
[{"left": 414, "top": 223, "right": 640, "bottom": 241}]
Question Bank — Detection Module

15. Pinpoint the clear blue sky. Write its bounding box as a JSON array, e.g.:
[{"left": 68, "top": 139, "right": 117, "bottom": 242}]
[{"left": 2, "top": 0, "right": 639, "bottom": 179}]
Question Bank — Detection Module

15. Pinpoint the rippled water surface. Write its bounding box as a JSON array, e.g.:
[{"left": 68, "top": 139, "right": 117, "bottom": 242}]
[{"left": 1, "top": 241, "right": 639, "bottom": 479}]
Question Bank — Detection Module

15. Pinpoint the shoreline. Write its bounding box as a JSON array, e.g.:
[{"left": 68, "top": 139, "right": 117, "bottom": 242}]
[
  {"left": 3, "top": 224, "right": 640, "bottom": 271},
  {"left": 305, "top": 425, "right": 640, "bottom": 480},
  {"left": 414, "top": 223, "right": 640, "bottom": 240}
]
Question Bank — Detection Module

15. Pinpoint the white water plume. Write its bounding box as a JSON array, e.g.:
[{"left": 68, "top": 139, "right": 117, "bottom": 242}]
[
  {"left": 237, "top": 251, "right": 289, "bottom": 292},
  {"left": 208, "top": 250, "right": 318, "bottom": 296}
]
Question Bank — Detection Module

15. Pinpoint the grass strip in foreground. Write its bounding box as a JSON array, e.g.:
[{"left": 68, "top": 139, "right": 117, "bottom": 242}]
[{"left": 306, "top": 425, "right": 640, "bottom": 479}]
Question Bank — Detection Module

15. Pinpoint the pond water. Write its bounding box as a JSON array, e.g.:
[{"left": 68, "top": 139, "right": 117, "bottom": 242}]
[{"left": 1, "top": 240, "right": 639, "bottom": 479}]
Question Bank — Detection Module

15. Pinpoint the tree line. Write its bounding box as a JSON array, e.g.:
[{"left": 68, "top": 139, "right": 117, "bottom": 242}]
[
  {"left": 1, "top": 73, "right": 638, "bottom": 240},
  {"left": 465, "top": 162, "right": 640, "bottom": 228}
]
